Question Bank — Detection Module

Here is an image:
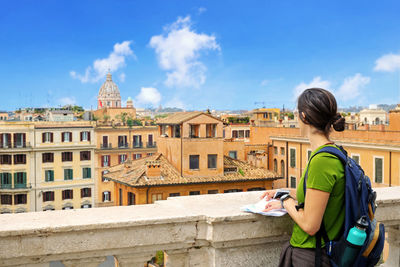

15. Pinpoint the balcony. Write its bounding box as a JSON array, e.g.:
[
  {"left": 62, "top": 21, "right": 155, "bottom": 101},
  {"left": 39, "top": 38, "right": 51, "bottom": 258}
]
[
  {"left": 100, "top": 143, "right": 112, "bottom": 149},
  {"left": 133, "top": 141, "right": 143, "bottom": 148},
  {"left": 118, "top": 143, "right": 130, "bottom": 149},
  {"left": 0, "top": 183, "right": 31, "bottom": 190},
  {"left": 0, "top": 142, "right": 31, "bottom": 149},
  {"left": 146, "top": 141, "right": 157, "bottom": 148},
  {"left": 0, "top": 187, "right": 398, "bottom": 266}
]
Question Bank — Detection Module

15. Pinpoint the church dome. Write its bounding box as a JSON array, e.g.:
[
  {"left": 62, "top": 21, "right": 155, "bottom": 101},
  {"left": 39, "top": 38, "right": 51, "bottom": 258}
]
[{"left": 97, "top": 72, "right": 122, "bottom": 109}]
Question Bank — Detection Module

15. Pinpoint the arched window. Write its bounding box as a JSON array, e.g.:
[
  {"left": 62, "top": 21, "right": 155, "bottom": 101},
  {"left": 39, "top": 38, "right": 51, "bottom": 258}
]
[
  {"left": 281, "top": 160, "right": 285, "bottom": 177},
  {"left": 273, "top": 159, "right": 277, "bottom": 172}
]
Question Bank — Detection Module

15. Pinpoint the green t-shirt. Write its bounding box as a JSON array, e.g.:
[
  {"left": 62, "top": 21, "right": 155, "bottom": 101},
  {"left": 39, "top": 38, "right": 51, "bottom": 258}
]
[{"left": 290, "top": 144, "right": 345, "bottom": 248}]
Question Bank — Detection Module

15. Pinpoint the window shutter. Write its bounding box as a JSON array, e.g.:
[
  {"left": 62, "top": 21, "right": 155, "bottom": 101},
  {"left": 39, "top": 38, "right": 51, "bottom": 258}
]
[
  {"left": 51, "top": 192, "right": 54, "bottom": 201},
  {"left": 102, "top": 192, "right": 105, "bottom": 202},
  {"left": 88, "top": 188, "right": 91, "bottom": 197},
  {"left": 50, "top": 153, "right": 54, "bottom": 162},
  {"left": 118, "top": 155, "right": 121, "bottom": 164},
  {"left": 0, "top": 134, "right": 3, "bottom": 147},
  {"left": 50, "top": 133, "right": 53, "bottom": 142},
  {"left": 23, "top": 133, "right": 26, "bottom": 146},
  {"left": 13, "top": 173, "right": 17, "bottom": 186},
  {"left": 23, "top": 155, "right": 26, "bottom": 164},
  {"left": 88, "top": 151, "right": 91, "bottom": 160},
  {"left": 23, "top": 172, "right": 26, "bottom": 184},
  {"left": 14, "top": 195, "right": 17, "bottom": 204},
  {"left": 88, "top": 132, "right": 91, "bottom": 141},
  {"left": 42, "top": 153, "right": 45, "bottom": 163},
  {"left": 13, "top": 155, "right": 16, "bottom": 164},
  {"left": 69, "top": 132, "right": 72, "bottom": 142},
  {"left": 101, "top": 156, "right": 104, "bottom": 167},
  {"left": 42, "top": 133, "right": 45, "bottom": 142},
  {"left": 81, "top": 188, "right": 84, "bottom": 198},
  {"left": 71, "top": 190, "right": 73, "bottom": 199},
  {"left": 51, "top": 170, "right": 54, "bottom": 181},
  {"left": 13, "top": 133, "right": 17, "bottom": 148},
  {"left": 42, "top": 193, "right": 45, "bottom": 202},
  {"left": 88, "top": 168, "right": 91, "bottom": 178},
  {"left": 62, "top": 190, "right": 65, "bottom": 200},
  {"left": 80, "top": 132, "right": 83, "bottom": 141},
  {"left": 62, "top": 132, "right": 65, "bottom": 142},
  {"left": 80, "top": 152, "right": 83, "bottom": 161},
  {"left": 62, "top": 152, "right": 65, "bottom": 161}
]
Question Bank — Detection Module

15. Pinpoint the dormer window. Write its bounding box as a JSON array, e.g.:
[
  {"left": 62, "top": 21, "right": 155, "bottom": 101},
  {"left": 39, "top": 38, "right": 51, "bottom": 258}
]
[
  {"left": 173, "top": 125, "right": 181, "bottom": 138},
  {"left": 206, "top": 124, "right": 217, "bottom": 138},
  {"left": 189, "top": 124, "right": 199, "bottom": 138}
]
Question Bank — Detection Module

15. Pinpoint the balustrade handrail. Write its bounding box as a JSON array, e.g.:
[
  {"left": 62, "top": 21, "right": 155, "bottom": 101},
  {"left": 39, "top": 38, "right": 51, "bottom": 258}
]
[
  {"left": 0, "top": 142, "right": 31, "bottom": 149},
  {"left": 0, "top": 187, "right": 398, "bottom": 266}
]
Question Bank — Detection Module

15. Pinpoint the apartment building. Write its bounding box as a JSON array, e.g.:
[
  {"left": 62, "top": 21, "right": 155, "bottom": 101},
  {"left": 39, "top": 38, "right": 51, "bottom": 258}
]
[
  {"left": 95, "top": 125, "right": 158, "bottom": 207},
  {"left": 103, "top": 112, "right": 281, "bottom": 205},
  {"left": 0, "top": 121, "right": 96, "bottom": 213}
]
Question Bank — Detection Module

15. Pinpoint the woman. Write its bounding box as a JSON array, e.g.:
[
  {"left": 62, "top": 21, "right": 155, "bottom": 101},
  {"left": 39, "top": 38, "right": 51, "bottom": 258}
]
[{"left": 262, "top": 88, "right": 346, "bottom": 267}]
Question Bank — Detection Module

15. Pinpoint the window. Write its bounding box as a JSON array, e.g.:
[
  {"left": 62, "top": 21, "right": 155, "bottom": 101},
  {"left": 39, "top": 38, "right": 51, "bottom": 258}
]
[
  {"left": 352, "top": 154, "right": 360, "bottom": 165},
  {"left": 0, "top": 133, "right": 11, "bottom": 148},
  {"left": 80, "top": 151, "right": 91, "bottom": 161},
  {"left": 0, "top": 173, "right": 11, "bottom": 188},
  {"left": 133, "top": 153, "right": 142, "bottom": 160},
  {"left": 1, "top": 195, "right": 12, "bottom": 205},
  {"left": 82, "top": 168, "right": 91, "bottom": 179},
  {"left": 101, "top": 155, "right": 110, "bottom": 167},
  {"left": 62, "top": 190, "right": 73, "bottom": 200},
  {"left": 290, "top": 148, "right": 296, "bottom": 168},
  {"left": 43, "top": 191, "right": 54, "bottom": 202},
  {"left": 208, "top": 154, "right": 217, "bottom": 169},
  {"left": 45, "top": 170, "right": 54, "bottom": 182},
  {"left": 148, "top": 134, "right": 154, "bottom": 146},
  {"left": 206, "top": 124, "right": 217, "bottom": 138},
  {"left": 81, "top": 204, "right": 91, "bottom": 209},
  {"left": 189, "top": 191, "right": 200, "bottom": 195},
  {"left": 280, "top": 147, "right": 285, "bottom": 156},
  {"left": 42, "top": 153, "right": 54, "bottom": 163},
  {"left": 62, "top": 132, "right": 72, "bottom": 142},
  {"left": 127, "top": 192, "right": 135, "bottom": 205},
  {"left": 274, "top": 146, "right": 278, "bottom": 155},
  {"left": 62, "top": 152, "right": 73, "bottom": 162},
  {"left": 133, "top": 135, "right": 142, "bottom": 148},
  {"left": 189, "top": 124, "right": 199, "bottom": 138},
  {"left": 281, "top": 160, "right": 285, "bottom": 177},
  {"left": 0, "top": 155, "right": 12, "bottom": 164},
  {"left": 64, "top": 169, "right": 73, "bottom": 180},
  {"left": 232, "top": 130, "right": 238, "bottom": 138},
  {"left": 14, "top": 172, "right": 26, "bottom": 187},
  {"left": 307, "top": 150, "right": 312, "bottom": 161},
  {"left": 147, "top": 153, "right": 154, "bottom": 157},
  {"left": 245, "top": 130, "right": 250, "bottom": 138},
  {"left": 151, "top": 193, "right": 162, "bottom": 203},
  {"left": 172, "top": 126, "right": 181, "bottom": 138},
  {"left": 14, "top": 154, "right": 26, "bottom": 164},
  {"left": 62, "top": 206, "right": 73, "bottom": 210},
  {"left": 81, "top": 188, "right": 91, "bottom": 198},
  {"left": 189, "top": 155, "right": 199, "bottom": 169},
  {"left": 169, "top": 193, "right": 180, "bottom": 197},
  {"left": 290, "top": 176, "right": 297, "bottom": 188},
  {"left": 80, "top": 131, "right": 90, "bottom": 141},
  {"left": 102, "top": 136, "right": 109, "bottom": 148},
  {"left": 229, "top": 151, "right": 237, "bottom": 159},
  {"left": 274, "top": 159, "right": 277, "bottom": 172},
  {"left": 42, "top": 132, "right": 53, "bottom": 143},
  {"left": 119, "top": 154, "right": 127, "bottom": 164},
  {"left": 374, "top": 157, "right": 383, "bottom": 183},
  {"left": 118, "top": 135, "right": 128, "bottom": 148},
  {"left": 13, "top": 133, "right": 26, "bottom": 148},
  {"left": 224, "top": 189, "right": 243, "bottom": 193},
  {"left": 207, "top": 190, "right": 218, "bottom": 194},
  {"left": 223, "top": 129, "right": 225, "bottom": 138},
  {"left": 102, "top": 191, "right": 111, "bottom": 202},
  {"left": 14, "top": 194, "right": 27, "bottom": 204},
  {"left": 247, "top": 187, "right": 266, "bottom": 191}
]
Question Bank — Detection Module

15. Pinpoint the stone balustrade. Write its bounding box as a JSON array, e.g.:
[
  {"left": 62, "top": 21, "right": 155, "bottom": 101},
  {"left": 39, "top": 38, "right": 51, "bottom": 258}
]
[{"left": 0, "top": 187, "right": 399, "bottom": 267}]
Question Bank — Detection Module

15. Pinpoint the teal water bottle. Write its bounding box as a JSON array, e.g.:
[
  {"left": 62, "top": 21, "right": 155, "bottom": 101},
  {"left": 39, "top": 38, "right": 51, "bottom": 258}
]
[{"left": 340, "top": 216, "right": 368, "bottom": 267}]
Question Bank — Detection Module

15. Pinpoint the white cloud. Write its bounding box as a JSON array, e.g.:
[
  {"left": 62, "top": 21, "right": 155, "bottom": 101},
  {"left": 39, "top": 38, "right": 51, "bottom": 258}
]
[
  {"left": 198, "top": 7, "right": 207, "bottom": 14},
  {"left": 149, "top": 16, "right": 220, "bottom": 88},
  {"left": 293, "top": 76, "right": 331, "bottom": 100},
  {"left": 135, "top": 87, "right": 162, "bottom": 107},
  {"left": 59, "top": 96, "right": 76, "bottom": 106},
  {"left": 119, "top": 73, "right": 126, "bottom": 83},
  {"left": 260, "top": 79, "right": 269, "bottom": 86},
  {"left": 336, "top": 73, "right": 370, "bottom": 101},
  {"left": 374, "top": 53, "right": 400, "bottom": 72},
  {"left": 165, "top": 97, "right": 186, "bottom": 109},
  {"left": 70, "top": 41, "right": 135, "bottom": 83}
]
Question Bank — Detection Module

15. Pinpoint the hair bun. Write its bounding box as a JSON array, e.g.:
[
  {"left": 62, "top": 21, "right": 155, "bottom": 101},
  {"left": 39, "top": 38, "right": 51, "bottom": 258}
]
[{"left": 332, "top": 113, "right": 345, "bottom": 132}]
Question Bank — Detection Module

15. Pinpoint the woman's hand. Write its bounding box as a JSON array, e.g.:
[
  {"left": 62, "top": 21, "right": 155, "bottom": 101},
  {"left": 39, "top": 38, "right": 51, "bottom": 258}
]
[
  {"left": 260, "top": 190, "right": 276, "bottom": 201},
  {"left": 263, "top": 199, "right": 281, "bottom": 212}
]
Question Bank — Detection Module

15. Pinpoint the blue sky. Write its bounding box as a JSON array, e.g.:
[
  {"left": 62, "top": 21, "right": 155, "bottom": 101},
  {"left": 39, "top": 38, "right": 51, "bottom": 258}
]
[{"left": 1, "top": 0, "right": 400, "bottom": 111}]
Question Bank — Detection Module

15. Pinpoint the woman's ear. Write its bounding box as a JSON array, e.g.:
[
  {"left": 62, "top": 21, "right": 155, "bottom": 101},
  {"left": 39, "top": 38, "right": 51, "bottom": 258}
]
[{"left": 300, "top": 112, "right": 306, "bottom": 122}]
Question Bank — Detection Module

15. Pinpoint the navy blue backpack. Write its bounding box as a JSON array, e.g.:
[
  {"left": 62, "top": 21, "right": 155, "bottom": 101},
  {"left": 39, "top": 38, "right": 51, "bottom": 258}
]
[{"left": 302, "top": 145, "right": 385, "bottom": 267}]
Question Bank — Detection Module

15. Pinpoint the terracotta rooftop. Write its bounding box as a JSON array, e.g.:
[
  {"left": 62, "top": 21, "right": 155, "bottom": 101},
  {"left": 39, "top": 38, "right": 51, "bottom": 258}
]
[
  {"left": 157, "top": 111, "right": 221, "bottom": 125},
  {"left": 104, "top": 153, "right": 280, "bottom": 187}
]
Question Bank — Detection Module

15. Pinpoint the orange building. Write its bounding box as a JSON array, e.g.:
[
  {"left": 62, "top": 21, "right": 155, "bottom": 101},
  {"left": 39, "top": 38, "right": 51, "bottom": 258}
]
[
  {"left": 94, "top": 125, "right": 158, "bottom": 207},
  {"left": 102, "top": 112, "right": 281, "bottom": 205}
]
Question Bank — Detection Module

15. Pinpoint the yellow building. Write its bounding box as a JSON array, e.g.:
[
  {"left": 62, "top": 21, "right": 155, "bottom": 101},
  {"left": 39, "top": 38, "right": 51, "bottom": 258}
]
[
  {"left": 0, "top": 121, "right": 96, "bottom": 213},
  {"left": 95, "top": 125, "right": 158, "bottom": 207},
  {"left": 250, "top": 108, "right": 281, "bottom": 127},
  {"left": 103, "top": 112, "right": 281, "bottom": 205}
]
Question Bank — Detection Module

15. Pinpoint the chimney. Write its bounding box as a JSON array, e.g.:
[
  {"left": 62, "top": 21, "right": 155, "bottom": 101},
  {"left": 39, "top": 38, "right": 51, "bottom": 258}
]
[{"left": 146, "top": 160, "right": 161, "bottom": 178}]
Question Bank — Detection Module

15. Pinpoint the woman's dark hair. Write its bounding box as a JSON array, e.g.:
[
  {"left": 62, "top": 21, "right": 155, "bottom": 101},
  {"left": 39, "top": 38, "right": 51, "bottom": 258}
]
[{"left": 297, "top": 88, "right": 345, "bottom": 135}]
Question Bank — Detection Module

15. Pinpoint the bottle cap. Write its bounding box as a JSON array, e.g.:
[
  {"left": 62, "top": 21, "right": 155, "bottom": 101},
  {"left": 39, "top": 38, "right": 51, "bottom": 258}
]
[{"left": 355, "top": 216, "right": 369, "bottom": 229}]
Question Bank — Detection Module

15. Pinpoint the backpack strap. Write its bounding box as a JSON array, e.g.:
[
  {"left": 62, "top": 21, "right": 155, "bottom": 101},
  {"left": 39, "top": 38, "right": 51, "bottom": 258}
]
[{"left": 301, "top": 145, "right": 347, "bottom": 267}]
